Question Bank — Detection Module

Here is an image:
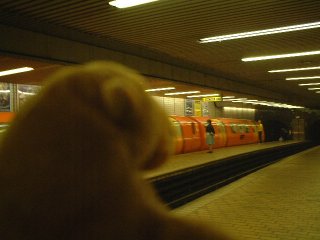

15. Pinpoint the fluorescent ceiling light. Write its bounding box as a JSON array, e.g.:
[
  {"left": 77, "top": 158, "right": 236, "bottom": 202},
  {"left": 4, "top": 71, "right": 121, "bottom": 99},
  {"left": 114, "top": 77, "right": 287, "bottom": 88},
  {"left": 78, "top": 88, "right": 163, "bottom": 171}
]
[
  {"left": 0, "top": 67, "right": 34, "bottom": 77},
  {"left": 18, "top": 90, "right": 36, "bottom": 95},
  {"left": 224, "top": 107, "right": 255, "bottom": 111},
  {"left": 242, "top": 50, "right": 320, "bottom": 62},
  {"left": 187, "top": 93, "right": 219, "bottom": 98},
  {"left": 145, "top": 87, "right": 175, "bottom": 92},
  {"left": 308, "top": 88, "right": 320, "bottom": 90},
  {"left": 222, "top": 97, "right": 303, "bottom": 109},
  {"left": 222, "top": 96, "right": 235, "bottom": 99},
  {"left": 222, "top": 99, "right": 235, "bottom": 101},
  {"left": 269, "top": 66, "right": 320, "bottom": 73},
  {"left": 286, "top": 76, "right": 320, "bottom": 80},
  {"left": 298, "top": 83, "right": 320, "bottom": 86},
  {"left": 230, "top": 98, "right": 247, "bottom": 101},
  {"left": 223, "top": 98, "right": 247, "bottom": 101},
  {"left": 316, "top": 91, "right": 320, "bottom": 93},
  {"left": 199, "top": 21, "right": 320, "bottom": 43},
  {"left": 164, "top": 91, "right": 200, "bottom": 96},
  {"left": 0, "top": 90, "right": 10, "bottom": 93},
  {"left": 109, "top": 0, "right": 158, "bottom": 8}
]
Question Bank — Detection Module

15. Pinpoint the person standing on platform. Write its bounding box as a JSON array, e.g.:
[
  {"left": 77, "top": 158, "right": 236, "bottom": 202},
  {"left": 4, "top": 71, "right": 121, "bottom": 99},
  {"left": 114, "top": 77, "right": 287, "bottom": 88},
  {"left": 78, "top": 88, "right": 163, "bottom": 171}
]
[
  {"left": 206, "top": 119, "right": 215, "bottom": 153},
  {"left": 257, "top": 120, "right": 263, "bottom": 143}
]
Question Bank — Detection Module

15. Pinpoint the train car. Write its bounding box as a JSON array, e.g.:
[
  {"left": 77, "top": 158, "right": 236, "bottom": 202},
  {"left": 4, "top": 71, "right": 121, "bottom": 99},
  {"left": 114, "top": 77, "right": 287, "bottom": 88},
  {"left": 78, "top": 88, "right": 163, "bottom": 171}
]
[
  {"left": 188, "top": 116, "right": 227, "bottom": 150},
  {"left": 171, "top": 116, "right": 264, "bottom": 154},
  {"left": 0, "top": 112, "right": 15, "bottom": 135},
  {"left": 168, "top": 117, "right": 184, "bottom": 154},
  {"left": 0, "top": 112, "right": 264, "bottom": 155},
  {"left": 217, "top": 118, "right": 259, "bottom": 146},
  {"left": 170, "top": 116, "right": 201, "bottom": 154}
]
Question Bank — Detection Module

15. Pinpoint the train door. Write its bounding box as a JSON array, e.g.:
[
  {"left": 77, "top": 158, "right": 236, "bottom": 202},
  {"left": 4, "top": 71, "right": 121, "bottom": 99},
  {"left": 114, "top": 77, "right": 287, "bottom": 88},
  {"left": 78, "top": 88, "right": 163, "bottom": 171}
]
[
  {"left": 170, "top": 116, "right": 201, "bottom": 153},
  {"left": 168, "top": 117, "right": 183, "bottom": 154}
]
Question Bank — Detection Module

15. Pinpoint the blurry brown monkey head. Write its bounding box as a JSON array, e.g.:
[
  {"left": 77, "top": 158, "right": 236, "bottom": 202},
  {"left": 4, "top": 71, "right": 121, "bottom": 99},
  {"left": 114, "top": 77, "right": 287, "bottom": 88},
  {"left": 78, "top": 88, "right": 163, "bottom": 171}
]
[{"left": 0, "top": 61, "right": 174, "bottom": 171}]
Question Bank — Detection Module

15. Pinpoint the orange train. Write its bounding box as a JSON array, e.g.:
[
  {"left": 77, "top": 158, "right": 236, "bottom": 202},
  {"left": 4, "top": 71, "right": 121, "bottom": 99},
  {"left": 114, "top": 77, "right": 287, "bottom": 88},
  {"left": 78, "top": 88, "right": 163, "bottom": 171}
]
[
  {"left": 0, "top": 113, "right": 265, "bottom": 154},
  {"left": 169, "top": 116, "right": 265, "bottom": 154}
]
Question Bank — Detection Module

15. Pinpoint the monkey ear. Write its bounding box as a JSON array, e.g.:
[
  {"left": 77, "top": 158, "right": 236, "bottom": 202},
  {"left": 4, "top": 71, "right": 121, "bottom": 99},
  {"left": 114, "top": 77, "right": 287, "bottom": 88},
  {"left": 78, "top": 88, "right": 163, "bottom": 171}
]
[{"left": 101, "top": 81, "right": 142, "bottom": 128}]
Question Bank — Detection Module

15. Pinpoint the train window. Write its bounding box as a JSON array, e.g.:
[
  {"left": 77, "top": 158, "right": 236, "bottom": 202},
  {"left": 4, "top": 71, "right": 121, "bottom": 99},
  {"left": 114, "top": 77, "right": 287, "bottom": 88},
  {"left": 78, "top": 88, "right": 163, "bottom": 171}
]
[
  {"left": 239, "top": 124, "right": 245, "bottom": 134},
  {"left": 191, "top": 122, "right": 196, "bottom": 135},
  {"left": 231, "top": 124, "right": 238, "bottom": 133},
  {"left": 253, "top": 126, "right": 257, "bottom": 132},
  {"left": 169, "top": 120, "right": 182, "bottom": 136},
  {"left": 245, "top": 125, "right": 250, "bottom": 133}
]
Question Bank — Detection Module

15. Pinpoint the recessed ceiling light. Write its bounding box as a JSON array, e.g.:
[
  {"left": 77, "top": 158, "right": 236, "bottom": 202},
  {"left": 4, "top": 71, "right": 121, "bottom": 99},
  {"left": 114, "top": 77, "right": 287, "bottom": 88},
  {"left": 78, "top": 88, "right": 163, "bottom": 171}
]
[
  {"left": 242, "top": 50, "right": 320, "bottom": 62},
  {"left": 199, "top": 21, "right": 320, "bottom": 43},
  {"left": 223, "top": 97, "right": 247, "bottom": 101},
  {"left": 224, "top": 107, "right": 255, "bottom": 111},
  {"left": 222, "top": 96, "right": 235, "bottom": 99},
  {"left": 269, "top": 66, "right": 320, "bottom": 73},
  {"left": 164, "top": 91, "right": 200, "bottom": 96},
  {"left": 187, "top": 93, "right": 219, "bottom": 98},
  {"left": 109, "top": 0, "right": 158, "bottom": 8},
  {"left": 230, "top": 98, "right": 247, "bottom": 101},
  {"left": 145, "top": 87, "right": 175, "bottom": 92},
  {"left": 308, "top": 88, "right": 320, "bottom": 90},
  {"left": 0, "top": 90, "right": 10, "bottom": 93},
  {"left": 17, "top": 90, "right": 36, "bottom": 95},
  {"left": 286, "top": 76, "right": 320, "bottom": 80},
  {"left": 299, "top": 83, "right": 320, "bottom": 86},
  {"left": 0, "top": 67, "right": 34, "bottom": 77}
]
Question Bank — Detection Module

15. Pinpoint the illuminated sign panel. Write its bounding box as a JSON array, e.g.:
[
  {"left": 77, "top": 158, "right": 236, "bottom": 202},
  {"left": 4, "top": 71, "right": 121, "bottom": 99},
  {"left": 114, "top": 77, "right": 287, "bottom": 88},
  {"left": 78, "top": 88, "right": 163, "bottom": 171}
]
[{"left": 203, "top": 96, "right": 222, "bottom": 102}]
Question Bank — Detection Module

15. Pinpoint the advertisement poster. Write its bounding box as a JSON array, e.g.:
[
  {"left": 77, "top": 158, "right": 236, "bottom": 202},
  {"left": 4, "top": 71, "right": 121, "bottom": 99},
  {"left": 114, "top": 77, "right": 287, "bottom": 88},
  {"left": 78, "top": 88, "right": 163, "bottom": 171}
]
[
  {"left": 185, "top": 99, "right": 193, "bottom": 116},
  {"left": 18, "top": 84, "right": 41, "bottom": 110},
  {"left": 194, "top": 100, "right": 202, "bottom": 116},
  {"left": 202, "top": 101, "right": 209, "bottom": 116},
  {"left": 0, "top": 82, "right": 10, "bottom": 112}
]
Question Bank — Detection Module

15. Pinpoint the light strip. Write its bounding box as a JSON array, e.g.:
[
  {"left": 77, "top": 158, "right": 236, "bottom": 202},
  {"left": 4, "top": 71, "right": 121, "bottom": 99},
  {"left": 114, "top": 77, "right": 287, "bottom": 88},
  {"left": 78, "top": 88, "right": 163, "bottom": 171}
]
[
  {"left": 109, "top": 0, "right": 158, "bottom": 8},
  {"left": 164, "top": 91, "right": 200, "bottom": 96},
  {"left": 286, "top": 76, "right": 320, "bottom": 80},
  {"left": 223, "top": 98, "right": 304, "bottom": 109},
  {"left": 299, "top": 83, "right": 320, "bottom": 86},
  {"left": 316, "top": 91, "right": 320, "bottom": 93},
  {"left": 269, "top": 66, "right": 320, "bottom": 73},
  {"left": 230, "top": 98, "right": 247, "bottom": 101},
  {"left": 223, "top": 98, "right": 247, "bottom": 101},
  {"left": 308, "top": 88, "right": 320, "bottom": 90},
  {"left": 242, "top": 50, "right": 320, "bottom": 62},
  {"left": 199, "top": 21, "right": 320, "bottom": 43},
  {"left": 224, "top": 107, "right": 255, "bottom": 111},
  {"left": 145, "top": 87, "right": 175, "bottom": 92},
  {"left": 0, "top": 67, "right": 34, "bottom": 77},
  {"left": 222, "top": 96, "right": 235, "bottom": 99},
  {"left": 0, "top": 90, "right": 10, "bottom": 93},
  {"left": 18, "top": 90, "right": 36, "bottom": 95},
  {"left": 187, "top": 93, "right": 219, "bottom": 98}
]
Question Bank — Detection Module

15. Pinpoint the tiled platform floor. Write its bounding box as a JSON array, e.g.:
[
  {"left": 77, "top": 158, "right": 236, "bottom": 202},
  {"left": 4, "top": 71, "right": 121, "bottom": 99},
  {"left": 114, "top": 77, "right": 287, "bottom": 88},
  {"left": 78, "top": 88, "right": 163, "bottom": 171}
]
[
  {"left": 145, "top": 140, "right": 302, "bottom": 179},
  {"left": 173, "top": 145, "right": 320, "bottom": 240}
]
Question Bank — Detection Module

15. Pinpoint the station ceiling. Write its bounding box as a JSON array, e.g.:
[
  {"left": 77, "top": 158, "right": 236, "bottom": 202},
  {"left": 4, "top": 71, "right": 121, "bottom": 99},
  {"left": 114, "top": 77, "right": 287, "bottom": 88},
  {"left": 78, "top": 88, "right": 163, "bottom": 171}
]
[{"left": 0, "top": 0, "right": 320, "bottom": 109}]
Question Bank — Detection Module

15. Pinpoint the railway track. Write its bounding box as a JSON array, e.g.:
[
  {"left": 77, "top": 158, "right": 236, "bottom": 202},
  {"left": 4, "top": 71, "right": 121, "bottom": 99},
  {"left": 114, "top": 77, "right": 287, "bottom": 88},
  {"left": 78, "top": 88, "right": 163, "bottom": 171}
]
[{"left": 150, "top": 141, "right": 315, "bottom": 209}]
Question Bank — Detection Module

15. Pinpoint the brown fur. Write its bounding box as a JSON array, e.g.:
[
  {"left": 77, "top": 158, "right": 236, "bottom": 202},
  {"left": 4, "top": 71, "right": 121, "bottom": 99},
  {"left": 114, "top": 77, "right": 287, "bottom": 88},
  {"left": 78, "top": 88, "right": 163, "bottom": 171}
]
[{"left": 0, "top": 61, "right": 231, "bottom": 239}]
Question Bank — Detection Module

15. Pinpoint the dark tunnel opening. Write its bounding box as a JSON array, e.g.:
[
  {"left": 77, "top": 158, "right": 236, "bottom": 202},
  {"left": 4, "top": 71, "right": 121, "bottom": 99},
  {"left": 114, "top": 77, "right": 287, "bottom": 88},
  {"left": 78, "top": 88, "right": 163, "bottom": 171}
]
[
  {"left": 306, "top": 120, "right": 320, "bottom": 144},
  {"left": 263, "top": 120, "right": 289, "bottom": 142}
]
